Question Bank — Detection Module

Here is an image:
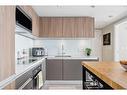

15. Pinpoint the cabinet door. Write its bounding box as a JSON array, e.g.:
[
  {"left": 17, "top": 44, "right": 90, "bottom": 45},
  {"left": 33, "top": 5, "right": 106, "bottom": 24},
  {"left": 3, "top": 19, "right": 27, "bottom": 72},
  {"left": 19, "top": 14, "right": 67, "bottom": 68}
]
[
  {"left": 39, "top": 17, "right": 63, "bottom": 37},
  {"left": 63, "top": 60, "right": 83, "bottom": 80},
  {"left": 75, "top": 17, "right": 86, "bottom": 37},
  {"left": 39, "top": 17, "right": 51, "bottom": 37},
  {"left": 62, "top": 17, "right": 75, "bottom": 37},
  {"left": 0, "top": 6, "right": 15, "bottom": 82},
  {"left": 75, "top": 17, "right": 94, "bottom": 38},
  {"left": 50, "top": 17, "right": 63, "bottom": 37},
  {"left": 46, "top": 59, "right": 62, "bottom": 80},
  {"left": 32, "top": 10, "right": 39, "bottom": 37},
  {"left": 85, "top": 17, "right": 94, "bottom": 37}
]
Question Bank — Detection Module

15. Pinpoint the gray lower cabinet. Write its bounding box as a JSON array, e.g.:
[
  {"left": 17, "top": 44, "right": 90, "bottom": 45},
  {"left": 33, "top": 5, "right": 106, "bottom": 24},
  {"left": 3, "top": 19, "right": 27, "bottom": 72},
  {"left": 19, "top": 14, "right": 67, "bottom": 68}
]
[
  {"left": 46, "top": 59, "right": 84, "bottom": 80},
  {"left": 46, "top": 59, "right": 62, "bottom": 80},
  {"left": 63, "top": 60, "right": 83, "bottom": 80},
  {"left": 46, "top": 59, "right": 98, "bottom": 80}
]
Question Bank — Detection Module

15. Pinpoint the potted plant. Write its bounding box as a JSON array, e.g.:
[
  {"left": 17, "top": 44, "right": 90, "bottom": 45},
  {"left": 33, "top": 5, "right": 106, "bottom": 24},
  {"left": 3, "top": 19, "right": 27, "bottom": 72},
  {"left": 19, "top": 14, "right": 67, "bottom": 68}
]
[{"left": 84, "top": 48, "right": 92, "bottom": 56}]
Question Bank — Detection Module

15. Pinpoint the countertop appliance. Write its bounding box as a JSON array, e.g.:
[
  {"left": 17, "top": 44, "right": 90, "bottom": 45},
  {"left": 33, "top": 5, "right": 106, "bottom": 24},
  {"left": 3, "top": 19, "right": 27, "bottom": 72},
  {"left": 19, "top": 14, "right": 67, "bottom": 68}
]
[{"left": 32, "top": 47, "right": 45, "bottom": 57}]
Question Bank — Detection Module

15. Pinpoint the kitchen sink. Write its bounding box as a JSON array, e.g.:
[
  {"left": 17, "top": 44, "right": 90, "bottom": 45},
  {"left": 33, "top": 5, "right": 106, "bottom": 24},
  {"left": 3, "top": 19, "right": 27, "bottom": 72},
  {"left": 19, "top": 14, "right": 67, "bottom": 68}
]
[{"left": 55, "top": 55, "right": 71, "bottom": 57}]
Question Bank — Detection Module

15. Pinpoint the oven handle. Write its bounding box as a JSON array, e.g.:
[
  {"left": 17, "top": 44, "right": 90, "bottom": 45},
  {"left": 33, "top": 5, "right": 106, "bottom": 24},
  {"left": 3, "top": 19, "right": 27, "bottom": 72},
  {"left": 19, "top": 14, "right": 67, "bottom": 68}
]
[{"left": 18, "top": 78, "right": 33, "bottom": 89}]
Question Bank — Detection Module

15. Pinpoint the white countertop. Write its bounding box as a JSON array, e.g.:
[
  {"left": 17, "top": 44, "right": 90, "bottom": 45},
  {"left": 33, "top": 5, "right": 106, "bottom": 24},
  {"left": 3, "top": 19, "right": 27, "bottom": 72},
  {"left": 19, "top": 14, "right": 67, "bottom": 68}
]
[
  {"left": 0, "top": 56, "right": 46, "bottom": 89},
  {"left": 15, "top": 56, "right": 46, "bottom": 78},
  {"left": 47, "top": 55, "right": 99, "bottom": 60}
]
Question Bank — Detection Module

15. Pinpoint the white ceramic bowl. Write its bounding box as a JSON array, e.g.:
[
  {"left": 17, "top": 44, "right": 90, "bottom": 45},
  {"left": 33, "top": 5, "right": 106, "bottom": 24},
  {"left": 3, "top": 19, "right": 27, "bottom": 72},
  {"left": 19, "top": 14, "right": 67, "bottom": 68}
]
[{"left": 120, "top": 64, "right": 127, "bottom": 71}]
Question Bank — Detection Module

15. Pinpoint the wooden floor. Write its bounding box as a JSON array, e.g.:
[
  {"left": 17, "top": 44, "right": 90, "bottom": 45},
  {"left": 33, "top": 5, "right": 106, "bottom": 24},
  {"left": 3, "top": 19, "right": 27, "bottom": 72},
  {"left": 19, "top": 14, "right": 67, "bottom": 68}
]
[{"left": 42, "top": 81, "right": 82, "bottom": 90}]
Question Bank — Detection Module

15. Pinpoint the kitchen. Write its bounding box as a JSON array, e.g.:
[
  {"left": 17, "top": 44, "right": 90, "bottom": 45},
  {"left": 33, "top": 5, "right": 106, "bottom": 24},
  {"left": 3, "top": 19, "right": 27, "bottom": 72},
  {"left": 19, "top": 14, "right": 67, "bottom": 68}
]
[{"left": 1, "top": 5, "right": 127, "bottom": 90}]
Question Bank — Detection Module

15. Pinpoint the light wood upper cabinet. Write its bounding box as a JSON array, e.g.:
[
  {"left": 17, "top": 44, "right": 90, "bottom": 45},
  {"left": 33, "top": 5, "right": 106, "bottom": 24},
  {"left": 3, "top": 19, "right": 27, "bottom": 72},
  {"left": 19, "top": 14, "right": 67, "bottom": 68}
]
[
  {"left": 0, "top": 6, "right": 15, "bottom": 86},
  {"left": 39, "top": 17, "right": 94, "bottom": 38},
  {"left": 20, "top": 6, "right": 39, "bottom": 37},
  {"left": 75, "top": 17, "right": 94, "bottom": 38},
  {"left": 39, "top": 17, "right": 51, "bottom": 37},
  {"left": 85, "top": 17, "right": 94, "bottom": 37},
  {"left": 74, "top": 17, "right": 86, "bottom": 37},
  {"left": 31, "top": 9, "right": 39, "bottom": 36},
  {"left": 39, "top": 17, "right": 63, "bottom": 38},
  {"left": 50, "top": 17, "right": 63, "bottom": 37},
  {"left": 62, "top": 17, "right": 75, "bottom": 37}
]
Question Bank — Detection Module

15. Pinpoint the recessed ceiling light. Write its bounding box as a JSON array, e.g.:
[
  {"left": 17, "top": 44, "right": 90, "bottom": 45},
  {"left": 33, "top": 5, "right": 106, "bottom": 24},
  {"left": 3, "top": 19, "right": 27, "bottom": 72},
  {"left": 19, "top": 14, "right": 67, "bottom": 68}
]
[
  {"left": 90, "top": 5, "right": 95, "bottom": 8},
  {"left": 56, "top": 5, "right": 63, "bottom": 8},
  {"left": 108, "top": 15, "right": 113, "bottom": 18}
]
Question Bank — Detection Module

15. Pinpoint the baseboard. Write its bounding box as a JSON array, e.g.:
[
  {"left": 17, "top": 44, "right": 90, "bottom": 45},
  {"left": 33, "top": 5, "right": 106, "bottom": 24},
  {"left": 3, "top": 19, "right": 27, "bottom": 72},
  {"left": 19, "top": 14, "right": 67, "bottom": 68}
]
[{"left": 45, "top": 80, "right": 82, "bottom": 85}]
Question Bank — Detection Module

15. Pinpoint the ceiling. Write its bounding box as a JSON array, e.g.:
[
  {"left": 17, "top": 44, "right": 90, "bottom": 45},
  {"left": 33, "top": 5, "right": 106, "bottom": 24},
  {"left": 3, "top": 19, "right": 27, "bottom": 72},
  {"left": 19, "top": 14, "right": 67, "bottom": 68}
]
[{"left": 32, "top": 6, "right": 127, "bottom": 29}]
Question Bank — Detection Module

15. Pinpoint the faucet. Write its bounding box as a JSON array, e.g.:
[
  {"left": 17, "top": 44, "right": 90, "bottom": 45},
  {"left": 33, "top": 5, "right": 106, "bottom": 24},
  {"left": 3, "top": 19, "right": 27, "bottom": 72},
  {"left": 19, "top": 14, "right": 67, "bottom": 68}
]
[
  {"left": 62, "top": 44, "right": 66, "bottom": 55},
  {"left": 57, "top": 43, "right": 66, "bottom": 56}
]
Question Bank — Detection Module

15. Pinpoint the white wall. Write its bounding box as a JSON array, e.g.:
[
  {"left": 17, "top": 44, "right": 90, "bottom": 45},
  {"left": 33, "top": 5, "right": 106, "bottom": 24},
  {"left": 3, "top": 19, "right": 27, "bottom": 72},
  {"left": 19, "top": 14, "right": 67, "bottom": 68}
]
[
  {"left": 102, "top": 17, "right": 127, "bottom": 61},
  {"left": 33, "top": 30, "right": 102, "bottom": 60},
  {"left": 15, "top": 34, "right": 33, "bottom": 61},
  {"left": 114, "top": 20, "right": 127, "bottom": 61},
  {"left": 102, "top": 25, "right": 114, "bottom": 61}
]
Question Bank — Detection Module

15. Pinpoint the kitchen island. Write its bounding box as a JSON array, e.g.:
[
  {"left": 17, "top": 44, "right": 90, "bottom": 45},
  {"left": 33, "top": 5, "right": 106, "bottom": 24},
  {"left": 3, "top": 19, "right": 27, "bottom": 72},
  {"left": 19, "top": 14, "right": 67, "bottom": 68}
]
[{"left": 82, "top": 61, "right": 127, "bottom": 89}]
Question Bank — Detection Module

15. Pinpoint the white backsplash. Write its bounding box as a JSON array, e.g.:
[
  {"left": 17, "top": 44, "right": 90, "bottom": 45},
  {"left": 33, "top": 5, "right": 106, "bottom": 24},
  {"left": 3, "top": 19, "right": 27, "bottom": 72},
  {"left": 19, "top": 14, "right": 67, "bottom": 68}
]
[
  {"left": 15, "top": 34, "right": 33, "bottom": 61},
  {"left": 15, "top": 30, "right": 102, "bottom": 61},
  {"left": 33, "top": 30, "right": 102, "bottom": 60}
]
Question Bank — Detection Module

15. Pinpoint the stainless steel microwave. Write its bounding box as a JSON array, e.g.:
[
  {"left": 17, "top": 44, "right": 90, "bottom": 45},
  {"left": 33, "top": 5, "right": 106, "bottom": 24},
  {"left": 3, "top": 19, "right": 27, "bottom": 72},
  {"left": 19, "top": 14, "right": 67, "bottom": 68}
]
[{"left": 16, "top": 6, "right": 32, "bottom": 32}]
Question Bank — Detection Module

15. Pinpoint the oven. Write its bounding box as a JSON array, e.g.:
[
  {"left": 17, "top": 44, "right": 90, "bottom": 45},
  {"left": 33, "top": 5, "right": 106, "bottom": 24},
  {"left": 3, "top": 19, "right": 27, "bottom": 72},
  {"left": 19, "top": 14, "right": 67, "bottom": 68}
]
[{"left": 33, "top": 64, "right": 43, "bottom": 89}]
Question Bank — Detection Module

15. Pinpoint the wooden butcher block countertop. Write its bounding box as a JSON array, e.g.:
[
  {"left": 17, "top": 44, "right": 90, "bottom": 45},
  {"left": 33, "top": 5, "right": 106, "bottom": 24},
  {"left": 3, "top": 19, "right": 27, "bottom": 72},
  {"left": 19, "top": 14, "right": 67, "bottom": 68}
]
[{"left": 81, "top": 61, "right": 127, "bottom": 89}]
